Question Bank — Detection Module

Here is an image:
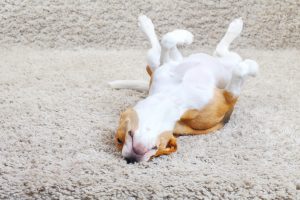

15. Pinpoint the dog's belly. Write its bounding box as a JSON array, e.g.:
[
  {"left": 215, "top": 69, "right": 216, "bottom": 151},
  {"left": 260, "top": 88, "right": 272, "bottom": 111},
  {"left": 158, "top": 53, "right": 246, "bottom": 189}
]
[
  {"left": 148, "top": 53, "right": 234, "bottom": 113},
  {"left": 149, "top": 53, "right": 233, "bottom": 95}
]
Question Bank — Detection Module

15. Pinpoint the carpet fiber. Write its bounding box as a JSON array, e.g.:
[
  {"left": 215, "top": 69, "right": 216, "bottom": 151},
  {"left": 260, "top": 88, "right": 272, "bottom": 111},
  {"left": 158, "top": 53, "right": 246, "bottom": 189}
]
[
  {"left": 0, "top": 47, "right": 299, "bottom": 199},
  {"left": 0, "top": 1, "right": 299, "bottom": 49}
]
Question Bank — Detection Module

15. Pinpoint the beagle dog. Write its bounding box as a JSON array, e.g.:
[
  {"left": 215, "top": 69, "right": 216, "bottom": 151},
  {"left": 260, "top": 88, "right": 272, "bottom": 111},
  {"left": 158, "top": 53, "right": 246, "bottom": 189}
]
[{"left": 110, "top": 16, "right": 258, "bottom": 163}]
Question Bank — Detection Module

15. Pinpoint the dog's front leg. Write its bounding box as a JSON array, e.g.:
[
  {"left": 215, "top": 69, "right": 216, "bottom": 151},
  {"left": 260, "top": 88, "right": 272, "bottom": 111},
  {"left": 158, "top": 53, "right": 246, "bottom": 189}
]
[
  {"left": 154, "top": 133, "right": 178, "bottom": 157},
  {"left": 226, "top": 59, "right": 259, "bottom": 97},
  {"left": 160, "top": 29, "right": 193, "bottom": 64}
]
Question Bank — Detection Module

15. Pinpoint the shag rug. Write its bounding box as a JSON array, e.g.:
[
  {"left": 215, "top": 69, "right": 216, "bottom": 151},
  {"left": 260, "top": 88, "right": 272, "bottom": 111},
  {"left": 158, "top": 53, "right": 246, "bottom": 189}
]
[{"left": 0, "top": 47, "right": 299, "bottom": 199}]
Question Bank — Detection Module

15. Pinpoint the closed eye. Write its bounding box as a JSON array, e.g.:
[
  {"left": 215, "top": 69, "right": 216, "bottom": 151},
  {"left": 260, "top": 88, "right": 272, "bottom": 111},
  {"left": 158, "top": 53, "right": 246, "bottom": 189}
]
[
  {"left": 151, "top": 146, "right": 158, "bottom": 150},
  {"left": 117, "top": 138, "right": 123, "bottom": 144}
]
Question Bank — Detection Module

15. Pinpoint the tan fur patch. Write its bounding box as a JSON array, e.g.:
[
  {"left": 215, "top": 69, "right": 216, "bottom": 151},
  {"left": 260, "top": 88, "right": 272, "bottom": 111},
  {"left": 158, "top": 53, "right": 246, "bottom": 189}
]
[
  {"left": 174, "top": 88, "right": 238, "bottom": 135},
  {"left": 154, "top": 131, "right": 177, "bottom": 157},
  {"left": 146, "top": 65, "right": 154, "bottom": 88},
  {"left": 114, "top": 108, "right": 138, "bottom": 151},
  {"left": 146, "top": 65, "right": 153, "bottom": 77}
]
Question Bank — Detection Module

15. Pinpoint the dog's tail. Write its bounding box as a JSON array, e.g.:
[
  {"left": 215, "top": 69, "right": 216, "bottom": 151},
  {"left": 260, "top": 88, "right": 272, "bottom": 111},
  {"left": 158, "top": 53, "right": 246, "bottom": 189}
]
[
  {"left": 214, "top": 18, "right": 243, "bottom": 58},
  {"left": 108, "top": 80, "right": 149, "bottom": 92},
  {"left": 161, "top": 29, "right": 194, "bottom": 64}
]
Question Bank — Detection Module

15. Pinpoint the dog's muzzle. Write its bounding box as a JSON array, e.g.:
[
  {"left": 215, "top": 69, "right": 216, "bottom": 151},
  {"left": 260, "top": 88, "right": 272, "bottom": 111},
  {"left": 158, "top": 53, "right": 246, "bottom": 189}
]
[{"left": 124, "top": 142, "right": 149, "bottom": 163}]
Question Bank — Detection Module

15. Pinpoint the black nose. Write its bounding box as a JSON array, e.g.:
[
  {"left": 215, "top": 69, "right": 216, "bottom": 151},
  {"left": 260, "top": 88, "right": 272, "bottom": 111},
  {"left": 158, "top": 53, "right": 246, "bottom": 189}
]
[{"left": 124, "top": 157, "right": 137, "bottom": 164}]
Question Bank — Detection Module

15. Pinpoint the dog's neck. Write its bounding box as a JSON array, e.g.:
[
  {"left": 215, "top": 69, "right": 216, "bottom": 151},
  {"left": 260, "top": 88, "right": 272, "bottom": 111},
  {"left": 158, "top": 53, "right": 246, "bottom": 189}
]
[
  {"left": 134, "top": 94, "right": 181, "bottom": 138},
  {"left": 133, "top": 88, "right": 213, "bottom": 145}
]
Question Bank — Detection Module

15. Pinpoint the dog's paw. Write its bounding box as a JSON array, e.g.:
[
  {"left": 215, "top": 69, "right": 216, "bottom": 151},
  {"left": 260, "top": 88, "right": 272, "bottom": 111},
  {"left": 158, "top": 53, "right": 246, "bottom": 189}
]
[
  {"left": 243, "top": 59, "right": 259, "bottom": 77},
  {"left": 233, "top": 62, "right": 249, "bottom": 78},
  {"left": 234, "top": 59, "right": 259, "bottom": 78},
  {"left": 228, "top": 18, "right": 243, "bottom": 36},
  {"left": 138, "top": 15, "right": 154, "bottom": 30}
]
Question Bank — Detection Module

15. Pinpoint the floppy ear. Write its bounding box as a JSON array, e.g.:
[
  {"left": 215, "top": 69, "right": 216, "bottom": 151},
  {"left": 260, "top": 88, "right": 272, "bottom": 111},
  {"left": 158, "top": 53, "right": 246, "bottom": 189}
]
[
  {"left": 114, "top": 118, "right": 128, "bottom": 151},
  {"left": 155, "top": 132, "right": 177, "bottom": 157},
  {"left": 115, "top": 108, "right": 138, "bottom": 151}
]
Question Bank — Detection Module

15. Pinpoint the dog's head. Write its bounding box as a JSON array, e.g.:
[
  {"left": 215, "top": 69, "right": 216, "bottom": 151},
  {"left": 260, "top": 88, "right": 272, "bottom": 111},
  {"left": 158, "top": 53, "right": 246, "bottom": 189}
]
[{"left": 115, "top": 108, "right": 177, "bottom": 163}]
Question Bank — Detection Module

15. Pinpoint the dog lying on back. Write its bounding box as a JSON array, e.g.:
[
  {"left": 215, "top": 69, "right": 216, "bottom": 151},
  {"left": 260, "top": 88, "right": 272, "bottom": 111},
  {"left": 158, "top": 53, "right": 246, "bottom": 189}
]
[{"left": 110, "top": 15, "right": 258, "bottom": 163}]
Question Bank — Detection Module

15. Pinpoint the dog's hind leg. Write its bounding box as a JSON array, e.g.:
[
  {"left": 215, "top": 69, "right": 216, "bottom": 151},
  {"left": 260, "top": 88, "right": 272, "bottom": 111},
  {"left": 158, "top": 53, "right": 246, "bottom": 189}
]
[
  {"left": 138, "top": 15, "right": 161, "bottom": 72},
  {"left": 173, "top": 121, "right": 224, "bottom": 136},
  {"left": 173, "top": 88, "right": 237, "bottom": 136},
  {"left": 214, "top": 18, "right": 243, "bottom": 63}
]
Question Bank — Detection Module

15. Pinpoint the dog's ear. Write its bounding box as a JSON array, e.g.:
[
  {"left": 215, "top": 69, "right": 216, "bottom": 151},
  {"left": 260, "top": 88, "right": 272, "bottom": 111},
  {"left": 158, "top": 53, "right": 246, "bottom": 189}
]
[
  {"left": 115, "top": 108, "right": 138, "bottom": 151},
  {"left": 120, "top": 108, "right": 138, "bottom": 129},
  {"left": 115, "top": 119, "right": 127, "bottom": 151},
  {"left": 155, "top": 132, "right": 177, "bottom": 157}
]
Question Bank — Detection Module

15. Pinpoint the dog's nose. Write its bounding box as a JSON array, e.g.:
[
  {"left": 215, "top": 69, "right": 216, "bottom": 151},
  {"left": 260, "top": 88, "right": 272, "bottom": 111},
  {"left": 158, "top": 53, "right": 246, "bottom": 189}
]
[
  {"left": 132, "top": 142, "right": 148, "bottom": 155},
  {"left": 124, "top": 157, "right": 138, "bottom": 164}
]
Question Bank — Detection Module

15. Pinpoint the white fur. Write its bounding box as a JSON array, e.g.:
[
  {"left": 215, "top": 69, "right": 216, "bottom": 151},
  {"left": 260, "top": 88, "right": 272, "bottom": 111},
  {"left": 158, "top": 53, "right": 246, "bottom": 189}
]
[
  {"left": 117, "top": 17, "right": 259, "bottom": 161},
  {"left": 214, "top": 18, "right": 243, "bottom": 63},
  {"left": 161, "top": 29, "right": 194, "bottom": 48},
  {"left": 161, "top": 29, "right": 194, "bottom": 64},
  {"left": 109, "top": 18, "right": 194, "bottom": 92},
  {"left": 138, "top": 15, "right": 161, "bottom": 71},
  {"left": 226, "top": 59, "right": 258, "bottom": 97}
]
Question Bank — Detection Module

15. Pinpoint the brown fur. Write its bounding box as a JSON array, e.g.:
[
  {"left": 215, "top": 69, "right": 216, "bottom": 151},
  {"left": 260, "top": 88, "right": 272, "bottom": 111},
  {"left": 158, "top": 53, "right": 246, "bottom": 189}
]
[
  {"left": 174, "top": 89, "right": 237, "bottom": 136},
  {"left": 146, "top": 65, "right": 153, "bottom": 77},
  {"left": 146, "top": 65, "right": 154, "bottom": 88},
  {"left": 154, "top": 131, "right": 177, "bottom": 157},
  {"left": 114, "top": 108, "right": 138, "bottom": 151}
]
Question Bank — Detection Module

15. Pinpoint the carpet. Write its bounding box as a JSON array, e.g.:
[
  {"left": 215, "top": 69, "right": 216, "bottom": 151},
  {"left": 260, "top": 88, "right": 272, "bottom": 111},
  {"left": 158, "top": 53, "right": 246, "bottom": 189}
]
[
  {"left": 0, "top": 47, "right": 299, "bottom": 199},
  {"left": 0, "top": 0, "right": 299, "bottom": 49}
]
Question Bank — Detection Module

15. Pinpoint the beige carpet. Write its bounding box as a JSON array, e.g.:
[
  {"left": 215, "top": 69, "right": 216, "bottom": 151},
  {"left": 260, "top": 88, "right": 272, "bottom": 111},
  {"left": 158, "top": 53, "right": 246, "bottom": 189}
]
[
  {"left": 0, "top": 1, "right": 299, "bottom": 49},
  {"left": 0, "top": 47, "right": 299, "bottom": 199}
]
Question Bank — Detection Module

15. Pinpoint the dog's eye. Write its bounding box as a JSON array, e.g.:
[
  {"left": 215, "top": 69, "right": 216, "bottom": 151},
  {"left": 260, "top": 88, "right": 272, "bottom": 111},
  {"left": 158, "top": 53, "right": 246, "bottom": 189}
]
[
  {"left": 117, "top": 138, "right": 123, "bottom": 144},
  {"left": 151, "top": 146, "right": 158, "bottom": 150}
]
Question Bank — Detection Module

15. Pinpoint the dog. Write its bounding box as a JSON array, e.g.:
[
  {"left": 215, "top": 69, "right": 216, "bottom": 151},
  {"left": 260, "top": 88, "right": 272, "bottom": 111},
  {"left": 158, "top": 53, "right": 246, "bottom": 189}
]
[{"left": 109, "top": 15, "right": 258, "bottom": 163}]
